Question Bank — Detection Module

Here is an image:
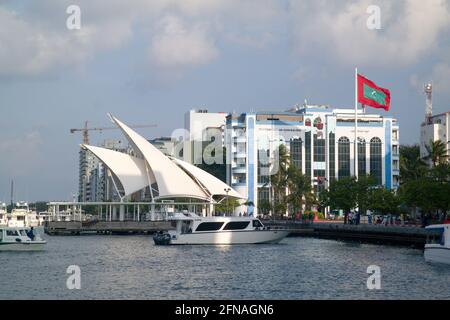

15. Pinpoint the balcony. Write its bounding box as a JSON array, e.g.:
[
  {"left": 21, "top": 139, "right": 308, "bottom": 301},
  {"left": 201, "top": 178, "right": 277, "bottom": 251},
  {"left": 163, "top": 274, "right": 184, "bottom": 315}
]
[
  {"left": 234, "top": 136, "right": 247, "bottom": 143},
  {"left": 232, "top": 166, "right": 247, "bottom": 174}
]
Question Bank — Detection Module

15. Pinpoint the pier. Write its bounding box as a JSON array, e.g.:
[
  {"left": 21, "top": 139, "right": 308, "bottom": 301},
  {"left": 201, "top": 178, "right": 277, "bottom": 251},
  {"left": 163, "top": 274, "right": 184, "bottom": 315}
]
[
  {"left": 45, "top": 220, "right": 172, "bottom": 235},
  {"left": 264, "top": 221, "right": 435, "bottom": 248}
]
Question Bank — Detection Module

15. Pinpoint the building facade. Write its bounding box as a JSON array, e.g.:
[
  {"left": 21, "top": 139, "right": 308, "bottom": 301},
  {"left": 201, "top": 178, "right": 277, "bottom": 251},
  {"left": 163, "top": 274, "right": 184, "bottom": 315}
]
[
  {"left": 184, "top": 109, "right": 227, "bottom": 164},
  {"left": 225, "top": 105, "right": 400, "bottom": 215},
  {"left": 420, "top": 111, "right": 450, "bottom": 162},
  {"left": 78, "top": 139, "right": 126, "bottom": 202}
]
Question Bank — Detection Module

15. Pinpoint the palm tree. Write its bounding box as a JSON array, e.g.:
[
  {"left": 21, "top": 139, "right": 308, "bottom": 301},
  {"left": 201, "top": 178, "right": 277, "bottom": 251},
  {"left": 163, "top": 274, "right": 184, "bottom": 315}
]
[
  {"left": 399, "top": 144, "right": 427, "bottom": 182},
  {"left": 270, "top": 144, "right": 290, "bottom": 219},
  {"left": 425, "top": 140, "right": 448, "bottom": 167}
]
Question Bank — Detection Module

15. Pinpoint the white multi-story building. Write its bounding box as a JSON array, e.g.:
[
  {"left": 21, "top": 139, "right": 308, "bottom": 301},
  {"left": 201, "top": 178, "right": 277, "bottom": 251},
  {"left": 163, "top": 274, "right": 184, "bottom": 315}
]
[
  {"left": 79, "top": 139, "right": 125, "bottom": 202},
  {"left": 419, "top": 83, "right": 450, "bottom": 163},
  {"left": 184, "top": 109, "right": 227, "bottom": 164},
  {"left": 225, "top": 104, "right": 400, "bottom": 215},
  {"left": 420, "top": 112, "right": 450, "bottom": 161}
]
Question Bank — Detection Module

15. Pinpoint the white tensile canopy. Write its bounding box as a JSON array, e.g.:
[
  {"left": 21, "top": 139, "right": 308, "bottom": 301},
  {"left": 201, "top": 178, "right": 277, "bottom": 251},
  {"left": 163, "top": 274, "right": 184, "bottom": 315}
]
[
  {"left": 82, "top": 145, "right": 150, "bottom": 197},
  {"left": 82, "top": 115, "right": 243, "bottom": 202},
  {"left": 170, "top": 157, "right": 243, "bottom": 199}
]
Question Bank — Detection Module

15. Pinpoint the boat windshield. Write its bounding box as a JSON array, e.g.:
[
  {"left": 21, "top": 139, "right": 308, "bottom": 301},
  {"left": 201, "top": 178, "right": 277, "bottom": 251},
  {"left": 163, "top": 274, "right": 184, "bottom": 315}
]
[
  {"left": 426, "top": 228, "right": 445, "bottom": 245},
  {"left": 19, "top": 230, "right": 28, "bottom": 237},
  {"left": 252, "top": 220, "right": 263, "bottom": 228}
]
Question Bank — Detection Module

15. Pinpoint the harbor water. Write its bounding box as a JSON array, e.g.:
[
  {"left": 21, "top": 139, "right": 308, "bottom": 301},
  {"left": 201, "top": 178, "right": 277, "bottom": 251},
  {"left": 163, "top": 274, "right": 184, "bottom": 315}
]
[{"left": 1, "top": 235, "right": 449, "bottom": 299}]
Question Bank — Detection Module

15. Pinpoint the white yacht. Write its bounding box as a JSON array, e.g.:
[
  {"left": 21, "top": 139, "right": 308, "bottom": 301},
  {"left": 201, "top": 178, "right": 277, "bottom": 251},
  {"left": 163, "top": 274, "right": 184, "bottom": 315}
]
[
  {"left": 8, "top": 202, "right": 40, "bottom": 228},
  {"left": 424, "top": 224, "right": 450, "bottom": 265},
  {"left": 0, "top": 203, "right": 7, "bottom": 226},
  {"left": 0, "top": 227, "right": 46, "bottom": 251},
  {"left": 153, "top": 212, "right": 289, "bottom": 245}
]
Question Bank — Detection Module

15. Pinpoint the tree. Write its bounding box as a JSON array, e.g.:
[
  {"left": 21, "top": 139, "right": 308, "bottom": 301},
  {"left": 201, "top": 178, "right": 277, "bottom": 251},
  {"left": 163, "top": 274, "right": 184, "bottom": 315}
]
[
  {"left": 425, "top": 140, "right": 448, "bottom": 167},
  {"left": 321, "top": 177, "right": 358, "bottom": 215},
  {"left": 258, "top": 200, "right": 272, "bottom": 216},
  {"left": 287, "top": 165, "right": 314, "bottom": 217},
  {"left": 270, "top": 144, "right": 290, "bottom": 218},
  {"left": 368, "top": 187, "right": 400, "bottom": 216},
  {"left": 399, "top": 144, "right": 428, "bottom": 183},
  {"left": 215, "top": 198, "right": 241, "bottom": 214},
  {"left": 355, "top": 175, "right": 376, "bottom": 215}
]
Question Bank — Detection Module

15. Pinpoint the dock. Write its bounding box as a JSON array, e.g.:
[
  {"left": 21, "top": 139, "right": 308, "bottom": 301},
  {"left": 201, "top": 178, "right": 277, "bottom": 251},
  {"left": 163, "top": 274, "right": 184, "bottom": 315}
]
[
  {"left": 265, "top": 221, "right": 434, "bottom": 248},
  {"left": 45, "top": 220, "right": 172, "bottom": 235},
  {"left": 44, "top": 219, "right": 436, "bottom": 248}
]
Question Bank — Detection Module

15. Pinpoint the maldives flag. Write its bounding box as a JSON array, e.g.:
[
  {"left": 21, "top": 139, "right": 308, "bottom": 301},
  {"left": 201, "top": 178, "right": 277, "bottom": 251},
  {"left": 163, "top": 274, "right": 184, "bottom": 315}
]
[{"left": 357, "top": 74, "right": 390, "bottom": 111}]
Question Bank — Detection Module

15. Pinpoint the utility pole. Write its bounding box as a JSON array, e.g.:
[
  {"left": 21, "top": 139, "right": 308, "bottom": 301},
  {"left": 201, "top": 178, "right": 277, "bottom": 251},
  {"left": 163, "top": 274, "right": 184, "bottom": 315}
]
[{"left": 224, "top": 187, "right": 231, "bottom": 216}]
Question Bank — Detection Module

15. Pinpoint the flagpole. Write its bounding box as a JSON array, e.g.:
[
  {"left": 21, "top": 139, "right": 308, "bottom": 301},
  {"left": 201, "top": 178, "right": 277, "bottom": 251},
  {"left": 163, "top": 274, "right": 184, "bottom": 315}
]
[{"left": 354, "top": 67, "right": 358, "bottom": 180}]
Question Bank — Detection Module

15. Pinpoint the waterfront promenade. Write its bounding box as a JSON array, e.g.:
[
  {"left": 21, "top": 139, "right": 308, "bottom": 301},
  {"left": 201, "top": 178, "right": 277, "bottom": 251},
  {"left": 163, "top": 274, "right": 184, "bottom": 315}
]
[
  {"left": 265, "top": 220, "right": 435, "bottom": 248},
  {"left": 44, "top": 219, "right": 437, "bottom": 248}
]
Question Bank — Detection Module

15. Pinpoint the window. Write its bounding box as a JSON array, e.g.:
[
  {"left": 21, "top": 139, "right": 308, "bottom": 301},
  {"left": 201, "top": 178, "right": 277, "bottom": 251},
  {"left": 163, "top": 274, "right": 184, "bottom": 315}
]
[
  {"left": 392, "top": 130, "right": 398, "bottom": 141},
  {"left": 338, "top": 137, "right": 350, "bottom": 179},
  {"left": 358, "top": 138, "right": 366, "bottom": 176},
  {"left": 370, "top": 137, "right": 382, "bottom": 185},
  {"left": 426, "top": 228, "right": 445, "bottom": 246},
  {"left": 0, "top": 230, "right": 2, "bottom": 241},
  {"left": 258, "top": 188, "right": 269, "bottom": 201},
  {"left": 252, "top": 220, "right": 263, "bottom": 228},
  {"left": 393, "top": 160, "right": 399, "bottom": 171},
  {"left": 305, "top": 132, "right": 311, "bottom": 176},
  {"left": 6, "top": 230, "right": 19, "bottom": 236},
  {"left": 329, "top": 133, "right": 335, "bottom": 180},
  {"left": 223, "top": 221, "right": 250, "bottom": 230},
  {"left": 314, "top": 169, "right": 326, "bottom": 194},
  {"left": 313, "top": 134, "right": 325, "bottom": 162},
  {"left": 290, "top": 138, "right": 302, "bottom": 169},
  {"left": 257, "top": 149, "right": 270, "bottom": 184},
  {"left": 195, "top": 222, "right": 224, "bottom": 232},
  {"left": 392, "top": 145, "right": 399, "bottom": 156}
]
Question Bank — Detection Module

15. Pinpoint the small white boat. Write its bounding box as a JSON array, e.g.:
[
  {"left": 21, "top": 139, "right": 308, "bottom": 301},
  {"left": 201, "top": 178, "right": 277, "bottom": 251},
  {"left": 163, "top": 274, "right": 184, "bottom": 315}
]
[
  {"left": 424, "top": 224, "right": 450, "bottom": 265},
  {"left": 0, "top": 227, "right": 47, "bottom": 251},
  {"left": 154, "top": 212, "right": 289, "bottom": 245}
]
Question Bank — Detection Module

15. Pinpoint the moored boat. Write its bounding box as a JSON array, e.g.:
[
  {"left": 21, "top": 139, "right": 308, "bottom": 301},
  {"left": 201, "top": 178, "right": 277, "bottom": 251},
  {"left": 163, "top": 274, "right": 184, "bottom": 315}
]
[
  {"left": 0, "top": 226, "right": 47, "bottom": 251},
  {"left": 0, "top": 203, "right": 7, "bottom": 226},
  {"left": 424, "top": 224, "right": 450, "bottom": 265},
  {"left": 153, "top": 212, "right": 289, "bottom": 245}
]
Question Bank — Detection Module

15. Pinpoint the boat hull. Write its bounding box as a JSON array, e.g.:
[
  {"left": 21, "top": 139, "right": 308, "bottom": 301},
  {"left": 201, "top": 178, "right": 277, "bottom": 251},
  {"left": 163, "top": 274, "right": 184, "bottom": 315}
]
[
  {"left": 167, "top": 230, "right": 290, "bottom": 245},
  {"left": 424, "top": 245, "right": 450, "bottom": 265},
  {"left": 0, "top": 241, "right": 46, "bottom": 251}
]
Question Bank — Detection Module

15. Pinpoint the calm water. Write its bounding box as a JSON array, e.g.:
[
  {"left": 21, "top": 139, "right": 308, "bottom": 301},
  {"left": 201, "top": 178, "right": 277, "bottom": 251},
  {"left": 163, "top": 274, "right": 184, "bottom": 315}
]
[{"left": 1, "top": 235, "right": 449, "bottom": 300}]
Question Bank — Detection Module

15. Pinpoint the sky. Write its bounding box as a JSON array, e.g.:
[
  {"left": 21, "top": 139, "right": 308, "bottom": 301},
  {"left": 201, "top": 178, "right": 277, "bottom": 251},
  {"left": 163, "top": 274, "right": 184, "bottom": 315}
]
[{"left": 0, "top": 0, "right": 449, "bottom": 201}]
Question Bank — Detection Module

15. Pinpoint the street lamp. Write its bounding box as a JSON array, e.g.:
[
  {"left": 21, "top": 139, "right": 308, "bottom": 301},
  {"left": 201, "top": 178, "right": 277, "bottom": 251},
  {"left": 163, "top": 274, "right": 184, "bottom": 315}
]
[{"left": 224, "top": 187, "right": 231, "bottom": 216}]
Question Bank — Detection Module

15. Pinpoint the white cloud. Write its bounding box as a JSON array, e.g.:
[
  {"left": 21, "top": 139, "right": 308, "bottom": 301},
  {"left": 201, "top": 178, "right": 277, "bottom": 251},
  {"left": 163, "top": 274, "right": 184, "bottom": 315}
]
[
  {"left": 1, "top": 0, "right": 449, "bottom": 80},
  {"left": 148, "top": 15, "right": 218, "bottom": 69},
  {"left": 288, "top": 0, "right": 450, "bottom": 67},
  {"left": 0, "top": 7, "right": 133, "bottom": 77}
]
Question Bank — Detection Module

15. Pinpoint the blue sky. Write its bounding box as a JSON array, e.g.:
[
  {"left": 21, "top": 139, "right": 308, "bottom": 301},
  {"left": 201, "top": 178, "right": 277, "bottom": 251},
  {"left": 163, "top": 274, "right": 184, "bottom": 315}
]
[{"left": 0, "top": 0, "right": 449, "bottom": 201}]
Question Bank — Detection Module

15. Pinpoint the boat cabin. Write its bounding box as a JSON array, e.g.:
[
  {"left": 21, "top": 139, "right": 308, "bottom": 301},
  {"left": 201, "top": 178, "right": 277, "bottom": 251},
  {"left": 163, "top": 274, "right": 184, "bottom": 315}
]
[
  {"left": 0, "top": 227, "right": 35, "bottom": 243},
  {"left": 425, "top": 224, "right": 450, "bottom": 247}
]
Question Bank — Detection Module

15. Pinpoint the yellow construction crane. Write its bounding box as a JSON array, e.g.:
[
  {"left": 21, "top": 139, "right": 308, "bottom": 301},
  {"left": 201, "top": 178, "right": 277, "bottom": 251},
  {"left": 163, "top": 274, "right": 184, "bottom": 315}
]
[{"left": 70, "top": 121, "right": 157, "bottom": 144}]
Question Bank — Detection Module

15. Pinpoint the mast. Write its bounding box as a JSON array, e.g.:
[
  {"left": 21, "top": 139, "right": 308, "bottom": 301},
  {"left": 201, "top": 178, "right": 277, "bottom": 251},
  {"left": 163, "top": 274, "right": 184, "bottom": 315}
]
[
  {"left": 10, "top": 179, "right": 14, "bottom": 207},
  {"left": 354, "top": 68, "right": 358, "bottom": 180}
]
